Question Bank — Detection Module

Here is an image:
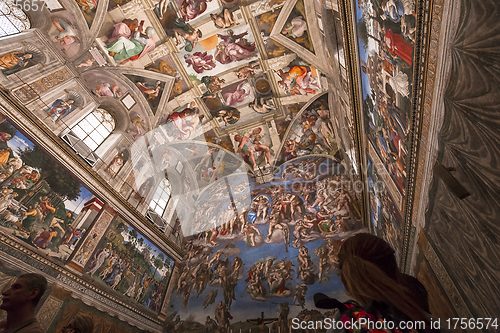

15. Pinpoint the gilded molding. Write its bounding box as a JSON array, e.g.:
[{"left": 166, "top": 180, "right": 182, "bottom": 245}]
[
  {"left": 399, "top": 0, "right": 434, "bottom": 269},
  {"left": 338, "top": 0, "right": 369, "bottom": 225}
]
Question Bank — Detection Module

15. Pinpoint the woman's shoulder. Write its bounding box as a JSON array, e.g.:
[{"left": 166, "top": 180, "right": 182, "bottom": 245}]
[{"left": 329, "top": 301, "right": 430, "bottom": 333}]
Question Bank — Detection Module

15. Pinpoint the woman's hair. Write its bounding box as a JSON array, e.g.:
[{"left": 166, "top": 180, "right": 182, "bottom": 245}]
[{"left": 337, "top": 233, "right": 429, "bottom": 324}]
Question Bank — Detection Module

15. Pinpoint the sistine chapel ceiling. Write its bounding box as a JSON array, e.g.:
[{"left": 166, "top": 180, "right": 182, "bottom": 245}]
[{"left": 0, "top": 0, "right": 369, "bottom": 329}]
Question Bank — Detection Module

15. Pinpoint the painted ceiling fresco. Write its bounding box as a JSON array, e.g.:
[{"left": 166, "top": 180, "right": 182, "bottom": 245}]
[
  {"left": 0, "top": 0, "right": 365, "bottom": 329},
  {"left": 0, "top": 0, "right": 339, "bottom": 217}
]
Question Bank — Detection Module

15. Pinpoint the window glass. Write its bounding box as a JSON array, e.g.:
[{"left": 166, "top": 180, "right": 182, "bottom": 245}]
[
  {"left": 149, "top": 178, "right": 171, "bottom": 216},
  {"left": 0, "top": 1, "right": 30, "bottom": 38},
  {"left": 70, "top": 109, "right": 115, "bottom": 151}
]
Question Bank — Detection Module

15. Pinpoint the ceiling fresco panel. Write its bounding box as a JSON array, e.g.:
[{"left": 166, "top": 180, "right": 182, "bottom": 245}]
[
  {"left": 75, "top": 0, "right": 99, "bottom": 28},
  {"left": 123, "top": 74, "right": 167, "bottom": 116},
  {"left": 145, "top": 55, "right": 190, "bottom": 101},
  {"left": 276, "top": 93, "right": 338, "bottom": 168},
  {"left": 280, "top": 0, "right": 314, "bottom": 53},
  {"left": 178, "top": 24, "right": 259, "bottom": 78},
  {"left": 255, "top": 6, "right": 295, "bottom": 59}
]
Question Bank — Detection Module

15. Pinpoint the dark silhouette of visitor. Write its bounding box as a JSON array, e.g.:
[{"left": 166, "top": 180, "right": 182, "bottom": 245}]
[
  {"left": 0, "top": 273, "right": 47, "bottom": 333},
  {"left": 315, "top": 233, "right": 440, "bottom": 333}
]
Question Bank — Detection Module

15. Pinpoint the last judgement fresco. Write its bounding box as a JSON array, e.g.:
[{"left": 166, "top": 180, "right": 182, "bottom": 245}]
[
  {"left": 169, "top": 155, "right": 364, "bottom": 331},
  {"left": 0, "top": 0, "right": 374, "bottom": 330}
]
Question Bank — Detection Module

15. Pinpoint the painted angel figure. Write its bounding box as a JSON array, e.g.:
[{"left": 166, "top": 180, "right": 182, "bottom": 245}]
[
  {"left": 52, "top": 19, "right": 78, "bottom": 51},
  {"left": 179, "top": 0, "right": 213, "bottom": 22},
  {"left": 75, "top": 56, "right": 96, "bottom": 68},
  {"left": 201, "top": 75, "right": 225, "bottom": 96},
  {"left": 249, "top": 97, "right": 276, "bottom": 114},
  {"left": 165, "top": 102, "right": 202, "bottom": 140},
  {"left": 281, "top": 16, "right": 308, "bottom": 38},
  {"left": 223, "top": 81, "right": 253, "bottom": 107},
  {"left": 94, "top": 83, "right": 122, "bottom": 98},
  {"left": 233, "top": 63, "right": 258, "bottom": 80},
  {"left": 210, "top": 8, "right": 236, "bottom": 29},
  {"left": 213, "top": 108, "right": 240, "bottom": 126},
  {"left": 172, "top": 18, "right": 202, "bottom": 52}
]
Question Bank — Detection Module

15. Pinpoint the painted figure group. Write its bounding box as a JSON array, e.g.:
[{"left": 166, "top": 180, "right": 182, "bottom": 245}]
[{"left": 86, "top": 242, "right": 167, "bottom": 312}]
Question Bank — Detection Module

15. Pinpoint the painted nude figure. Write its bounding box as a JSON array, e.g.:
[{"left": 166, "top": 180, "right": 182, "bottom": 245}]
[{"left": 234, "top": 134, "right": 271, "bottom": 169}]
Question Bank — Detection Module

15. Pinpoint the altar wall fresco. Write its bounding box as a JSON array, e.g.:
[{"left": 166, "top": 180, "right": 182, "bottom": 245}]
[
  {"left": 160, "top": 93, "right": 365, "bottom": 331},
  {"left": 167, "top": 155, "right": 365, "bottom": 331}
]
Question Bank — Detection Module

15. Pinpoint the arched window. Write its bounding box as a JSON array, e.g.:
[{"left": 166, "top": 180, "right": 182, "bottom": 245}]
[
  {"left": 0, "top": 1, "right": 30, "bottom": 37},
  {"left": 71, "top": 108, "right": 115, "bottom": 151},
  {"left": 149, "top": 178, "right": 171, "bottom": 215}
]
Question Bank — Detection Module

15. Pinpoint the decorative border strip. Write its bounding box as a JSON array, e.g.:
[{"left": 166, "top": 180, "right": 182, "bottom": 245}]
[
  {"left": 399, "top": 0, "right": 433, "bottom": 269},
  {"left": 36, "top": 296, "right": 63, "bottom": 332},
  {"left": 338, "top": 0, "right": 371, "bottom": 226}
]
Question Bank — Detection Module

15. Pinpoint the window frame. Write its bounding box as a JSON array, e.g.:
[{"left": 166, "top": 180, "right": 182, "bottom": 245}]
[
  {"left": 0, "top": 0, "right": 31, "bottom": 38},
  {"left": 148, "top": 178, "right": 172, "bottom": 217},
  {"left": 69, "top": 108, "right": 116, "bottom": 153}
]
